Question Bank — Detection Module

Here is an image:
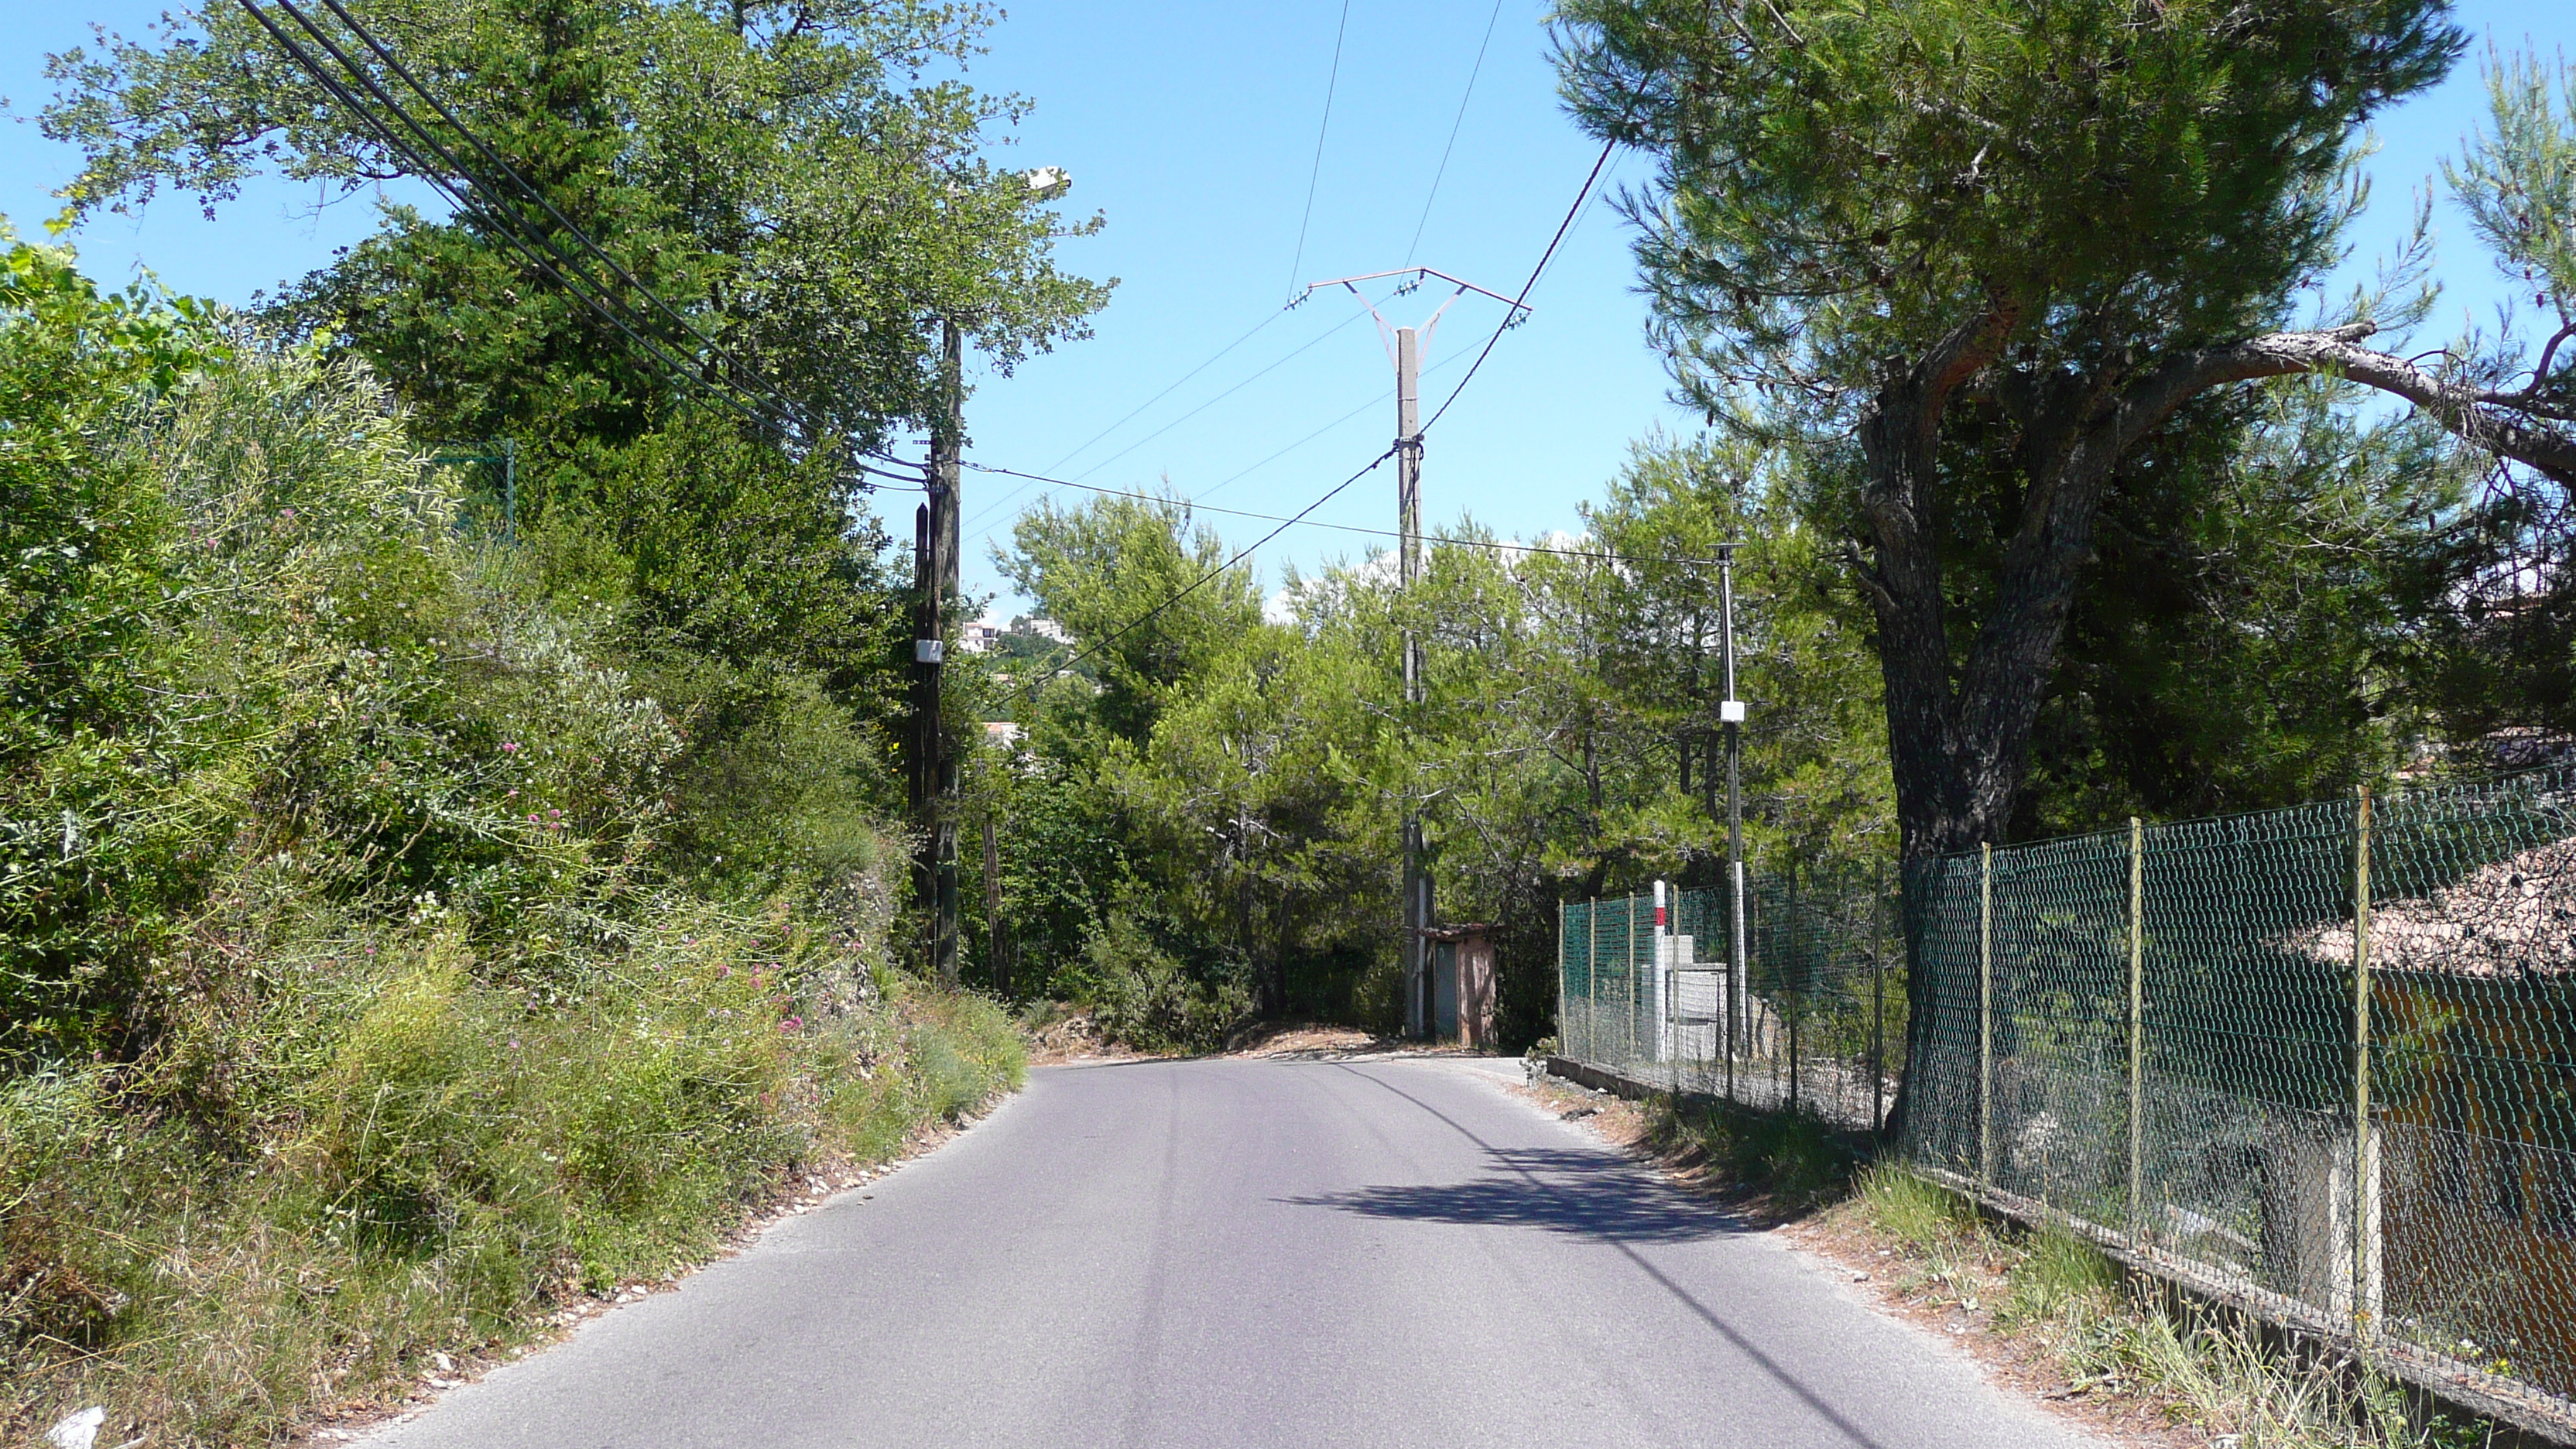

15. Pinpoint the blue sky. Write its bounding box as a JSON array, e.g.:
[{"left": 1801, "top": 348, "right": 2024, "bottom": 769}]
[{"left": 5, "top": 2, "right": 2572, "bottom": 621}]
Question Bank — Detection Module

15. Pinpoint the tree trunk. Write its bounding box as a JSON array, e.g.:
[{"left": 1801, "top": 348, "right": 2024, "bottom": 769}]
[{"left": 1854, "top": 316, "right": 2576, "bottom": 1139}]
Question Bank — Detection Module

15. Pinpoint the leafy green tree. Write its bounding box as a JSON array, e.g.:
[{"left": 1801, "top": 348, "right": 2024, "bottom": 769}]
[
  {"left": 1555, "top": 0, "right": 2576, "bottom": 867},
  {"left": 2018, "top": 379, "right": 2476, "bottom": 832},
  {"left": 999, "top": 494, "right": 1263, "bottom": 746},
  {"left": 43, "top": 0, "right": 1107, "bottom": 451}
]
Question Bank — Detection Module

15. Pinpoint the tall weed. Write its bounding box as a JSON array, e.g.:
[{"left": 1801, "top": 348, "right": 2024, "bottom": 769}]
[{"left": 0, "top": 235, "right": 1029, "bottom": 1447}]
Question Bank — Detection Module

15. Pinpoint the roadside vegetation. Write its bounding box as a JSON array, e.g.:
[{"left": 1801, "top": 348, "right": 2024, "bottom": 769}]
[
  {"left": 7, "top": 0, "right": 1101, "bottom": 1440},
  {"left": 1538, "top": 1080, "right": 2498, "bottom": 1449},
  {"left": 0, "top": 235, "right": 1026, "bottom": 1444}
]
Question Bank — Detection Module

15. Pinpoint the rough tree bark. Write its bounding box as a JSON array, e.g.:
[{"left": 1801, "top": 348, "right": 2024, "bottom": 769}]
[
  {"left": 1864, "top": 319, "right": 2576, "bottom": 1140},
  {"left": 1854, "top": 318, "right": 2576, "bottom": 867}
]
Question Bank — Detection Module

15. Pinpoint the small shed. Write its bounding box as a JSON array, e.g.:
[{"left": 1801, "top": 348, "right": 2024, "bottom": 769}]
[{"left": 1423, "top": 924, "right": 1497, "bottom": 1049}]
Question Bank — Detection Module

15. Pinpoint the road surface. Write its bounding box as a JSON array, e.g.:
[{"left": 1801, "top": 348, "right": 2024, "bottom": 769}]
[{"left": 366, "top": 1056, "right": 2101, "bottom": 1448}]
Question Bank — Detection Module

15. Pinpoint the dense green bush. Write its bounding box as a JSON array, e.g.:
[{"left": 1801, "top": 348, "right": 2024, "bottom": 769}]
[
  {"left": 0, "top": 231, "right": 1023, "bottom": 1447},
  {"left": 1056, "top": 909, "right": 1253, "bottom": 1054}
]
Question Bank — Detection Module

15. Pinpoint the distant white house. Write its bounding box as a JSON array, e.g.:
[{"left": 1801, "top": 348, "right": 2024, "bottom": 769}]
[
  {"left": 960, "top": 619, "right": 1003, "bottom": 654},
  {"left": 1016, "top": 616, "right": 1069, "bottom": 643}
]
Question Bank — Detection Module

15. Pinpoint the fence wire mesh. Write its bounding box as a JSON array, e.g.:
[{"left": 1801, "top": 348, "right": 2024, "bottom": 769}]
[
  {"left": 1558, "top": 868, "right": 1903, "bottom": 1134},
  {"left": 1556, "top": 765, "right": 2576, "bottom": 1421}
]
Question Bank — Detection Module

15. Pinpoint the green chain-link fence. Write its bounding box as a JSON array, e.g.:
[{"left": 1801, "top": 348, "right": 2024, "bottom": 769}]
[
  {"left": 1559, "top": 764, "right": 2576, "bottom": 1420},
  {"left": 1558, "top": 867, "right": 1904, "bottom": 1132}
]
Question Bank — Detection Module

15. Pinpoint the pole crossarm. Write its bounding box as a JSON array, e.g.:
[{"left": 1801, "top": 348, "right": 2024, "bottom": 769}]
[{"left": 1296, "top": 266, "right": 1535, "bottom": 318}]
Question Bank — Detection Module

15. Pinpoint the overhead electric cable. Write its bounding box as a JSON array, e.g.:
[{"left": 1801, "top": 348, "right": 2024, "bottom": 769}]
[
  {"left": 1040, "top": 307, "right": 1293, "bottom": 474},
  {"left": 957, "top": 301, "right": 1378, "bottom": 535},
  {"left": 1192, "top": 332, "right": 1471, "bottom": 500},
  {"left": 312, "top": 0, "right": 757, "bottom": 386},
  {"left": 313, "top": 0, "right": 926, "bottom": 480},
  {"left": 1404, "top": 0, "right": 1507, "bottom": 265},
  {"left": 256, "top": 0, "right": 787, "bottom": 434},
  {"left": 1035, "top": 447, "right": 1396, "bottom": 691},
  {"left": 1283, "top": 0, "right": 1354, "bottom": 300},
  {"left": 1067, "top": 306, "right": 1371, "bottom": 481},
  {"left": 245, "top": 0, "right": 929, "bottom": 486},
  {"left": 967, "top": 329, "right": 1471, "bottom": 540},
  {"left": 1419, "top": 130, "right": 1622, "bottom": 436},
  {"left": 961, "top": 463, "right": 1748, "bottom": 569}
]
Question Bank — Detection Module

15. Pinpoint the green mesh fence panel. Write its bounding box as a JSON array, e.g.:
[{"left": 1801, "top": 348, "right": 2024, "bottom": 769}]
[
  {"left": 1558, "top": 869, "right": 1902, "bottom": 1127},
  {"left": 1553, "top": 765, "right": 2576, "bottom": 1415}
]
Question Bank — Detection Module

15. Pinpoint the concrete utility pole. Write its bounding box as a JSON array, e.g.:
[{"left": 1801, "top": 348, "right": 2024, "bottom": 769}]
[
  {"left": 913, "top": 320, "right": 964, "bottom": 984},
  {"left": 1396, "top": 322, "right": 1430, "bottom": 1038},
  {"left": 1299, "top": 268, "right": 1529, "bottom": 1038}
]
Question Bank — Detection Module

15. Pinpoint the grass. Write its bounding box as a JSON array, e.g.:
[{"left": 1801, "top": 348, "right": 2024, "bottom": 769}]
[
  {"left": 1834, "top": 1166, "right": 2496, "bottom": 1448},
  {"left": 1601, "top": 1097, "right": 2502, "bottom": 1448},
  {"left": 1636, "top": 1093, "right": 1865, "bottom": 1217},
  {"left": 0, "top": 937, "right": 1024, "bottom": 1448}
]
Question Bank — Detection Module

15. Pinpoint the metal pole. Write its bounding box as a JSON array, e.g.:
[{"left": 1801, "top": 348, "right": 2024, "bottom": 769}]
[
  {"left": 1588, "top": 897, "right": 1601, "bottom": 1064},
  {"left": 2352, "top": 786, "right": 2376, "bottom": 1342},
  {"left": 1787, "top": 861, "right": 1800, "bottom": 1115},
  {"left": 1626, "top": 890, "right": 1639, "bottom": 1069},
  {"left": 2127, "top": 817, "right": 2145, "bottom": 1244},
  {"left": 1398, "top": 324, "right": 1430, "bottom": 1038},
  {"left": 1721, "top": 546, "right": 1745, "bottom": 1079},
  {"left": 1978, "top": 841, "right": 1994, "bottom": 1190}
]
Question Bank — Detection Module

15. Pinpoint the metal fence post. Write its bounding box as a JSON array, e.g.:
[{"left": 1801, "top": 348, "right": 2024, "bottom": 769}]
[
  {"left": 1978, "top": 841, "right": 1994, "bottom": 1191},
  {"left": 1556, "top": 900, "right": 1567, "bottom": 1063},
  {"left": 1626, "top": 892, "right": 1639, "bottom": 1069},
  {"left": 1585, "top": 899, "right": 1600, "bottom": 1064},
  {"left": 2352, "top": 786, "right": 2376, "bottom": 1344},
  {"left": 2127, "top": 817, "right": 2145, "bottom": 1245}
]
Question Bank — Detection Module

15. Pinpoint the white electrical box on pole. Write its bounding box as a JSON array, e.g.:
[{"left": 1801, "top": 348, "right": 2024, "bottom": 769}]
[{"left": 1299, "top": 267, "right": 1530, "bottom": 1039}]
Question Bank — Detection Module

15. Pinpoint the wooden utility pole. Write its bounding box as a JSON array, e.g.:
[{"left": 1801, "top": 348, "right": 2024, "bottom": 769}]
[{"left": 912, "top": 321, "right": 964, "bottom": 984}]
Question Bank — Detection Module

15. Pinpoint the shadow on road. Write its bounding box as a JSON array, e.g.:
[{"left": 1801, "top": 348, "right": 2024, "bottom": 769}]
[{"left": 1281, "top": 1146, "right": 1748, "bottom": 1244}]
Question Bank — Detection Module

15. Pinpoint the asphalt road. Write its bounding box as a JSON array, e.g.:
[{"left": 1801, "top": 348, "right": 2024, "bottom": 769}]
[{"left": 365, "top": 1056, "right": 2103, "bottom": 1449}]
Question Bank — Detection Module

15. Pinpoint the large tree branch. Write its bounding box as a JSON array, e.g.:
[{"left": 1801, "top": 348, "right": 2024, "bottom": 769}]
[{"left": 2105, "top": 323, "right": 2576, "bottom": 484}]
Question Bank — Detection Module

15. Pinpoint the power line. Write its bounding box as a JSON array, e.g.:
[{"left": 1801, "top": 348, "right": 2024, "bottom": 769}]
[
  {"left": 1040, "top": 307, "right": 1291, "bottom": 474},
  {"left": 317, "top": 0, "right": 925, "bottom": 480},
  {"left": 962, "top": 463, "right": 1748, "bottom": 570},
  {"left": 1283, "top": 0, "right": 1354, "bottom": 301},
  {"left": 1404, "top": 0, "right": 1507, "bottom": 265},
  {"left": 264, "top": 0, "right": 784, "bottom": 433},
  {"left": 967, "top": 327, "right": 1476, "bottom": 546},
  {"left": 998, "top": 133, "right": 1636, "bottom": 694},
  {"left": 1419, "top": 131, "right": 1622, "bottom": 437},
  {"left": 957, "top": 300, "right": 1379, "bottom": 535},
  {"left": 1033, "top": 447, "right": 1397, "bottom": 692},
  {"left": 1069, "top": 306, "right": 1371, "bottom": 481},
  {"left": 312, "top": 0, "right": 734, "bottom": 389},
  {"left": 244, "top": 0, "right": 930, "bottom": 485}
]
